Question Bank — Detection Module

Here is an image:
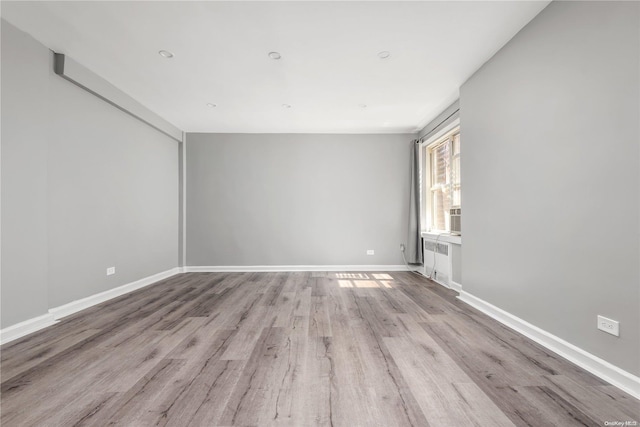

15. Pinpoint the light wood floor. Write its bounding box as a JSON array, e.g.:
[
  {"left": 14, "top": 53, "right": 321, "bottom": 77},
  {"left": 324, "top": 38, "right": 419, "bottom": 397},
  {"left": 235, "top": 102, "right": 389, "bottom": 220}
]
[{"left": 1, "top": 272, "right": 638, "bottom": 426}]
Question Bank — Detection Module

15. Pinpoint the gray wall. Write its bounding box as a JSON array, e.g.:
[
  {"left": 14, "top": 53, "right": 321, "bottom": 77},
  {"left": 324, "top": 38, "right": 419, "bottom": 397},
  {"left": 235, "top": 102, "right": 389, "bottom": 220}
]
[
  {"left": 186, "top": 133, "right": 413, "bottom": 266},
  {"left": 1, "top": 19, "right": 50, "bottom": 326},
  {"left": 47, "top": 67, "right": 179, "bottom": 307},
  {"left": 451, "top": 244, "right": 462, "bottom": 285},
  {"left": 460, "top": 1, "right": 639, "bottom": 375},
  {"left": 1, "top": 21, "right": 180, "bottom": 326}
]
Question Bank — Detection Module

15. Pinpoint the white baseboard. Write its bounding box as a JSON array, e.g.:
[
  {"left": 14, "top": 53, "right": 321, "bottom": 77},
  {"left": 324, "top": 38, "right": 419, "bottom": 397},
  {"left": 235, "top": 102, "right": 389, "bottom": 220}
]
[
  {"left": 184, "top": 265, "right": 408, "bottom": 273},
  {"left": 0, "top": 313, "right": 58, "bottom": 345},
  {"left": 0, "top": 267, "right": 181, "bottom": 345},
  {"left": 449, "top": 281, "right": 462, "bottom": 293},
  {"left": 423, "top": 273, "right": 453, "bottom": 290},
  {"left": 458, "top": 290, "right": 640, "bottom": 400},
  {"left": 49, "top": 267, "right": 181, "bottom": 320}
]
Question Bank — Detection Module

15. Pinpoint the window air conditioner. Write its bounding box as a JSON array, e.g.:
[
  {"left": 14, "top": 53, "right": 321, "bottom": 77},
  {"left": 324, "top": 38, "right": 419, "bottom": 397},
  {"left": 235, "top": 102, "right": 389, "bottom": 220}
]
[{"left": 450, "top": 208, "right": 461, "bottom": 235}]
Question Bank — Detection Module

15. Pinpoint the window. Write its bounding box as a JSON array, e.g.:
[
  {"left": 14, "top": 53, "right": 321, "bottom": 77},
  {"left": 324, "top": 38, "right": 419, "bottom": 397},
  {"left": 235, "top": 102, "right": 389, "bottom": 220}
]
[{"left": 421, "top": 125, "right": 461, "bottom": 232}]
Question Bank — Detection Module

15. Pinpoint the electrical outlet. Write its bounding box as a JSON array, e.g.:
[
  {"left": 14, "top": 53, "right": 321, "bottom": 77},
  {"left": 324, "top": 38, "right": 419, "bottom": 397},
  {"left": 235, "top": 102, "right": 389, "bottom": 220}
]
[
  {"left": 597, "top": 315, "right": 619, "bottom": 337},
  {"left": 400, "top": 244, "right": 405, "bottom": 252},
  {"left": 106, "top": 267, "right": 115, "bottom": 276},
  {"left": 366, "top": 250, "right": 375, "bottom": 255}
]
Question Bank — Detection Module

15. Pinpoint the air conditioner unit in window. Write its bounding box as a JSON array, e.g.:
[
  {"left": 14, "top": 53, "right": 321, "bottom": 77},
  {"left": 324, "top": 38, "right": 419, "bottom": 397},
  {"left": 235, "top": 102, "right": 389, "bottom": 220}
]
[{"left": 450, "top": 208, "right": 461, "bottom": 235}]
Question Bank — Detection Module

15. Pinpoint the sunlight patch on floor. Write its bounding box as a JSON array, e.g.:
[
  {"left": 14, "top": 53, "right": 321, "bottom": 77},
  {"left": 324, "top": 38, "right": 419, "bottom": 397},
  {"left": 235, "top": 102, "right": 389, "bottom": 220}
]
[
  {"left": 336, "top": 273, "right": 370, "bottom": 279},
  {"left": 353, "top": 280, "right": 379, "bottom": 288}
]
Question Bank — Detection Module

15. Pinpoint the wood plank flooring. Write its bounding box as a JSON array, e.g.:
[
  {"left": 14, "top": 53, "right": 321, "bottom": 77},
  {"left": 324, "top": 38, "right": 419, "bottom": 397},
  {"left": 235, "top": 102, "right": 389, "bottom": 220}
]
[{"left": 1, "top": 272, "right": 638, "bottom": 426}]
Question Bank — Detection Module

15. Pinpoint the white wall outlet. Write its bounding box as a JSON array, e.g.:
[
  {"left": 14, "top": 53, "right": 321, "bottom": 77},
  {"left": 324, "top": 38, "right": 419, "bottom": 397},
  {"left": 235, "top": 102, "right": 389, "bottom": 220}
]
[
  {"left": 366, "top": 250, "right": 375, "bottom": 255},
  {"left": 106, "top": 266, "right": 116, "bottom": 276},
  {"left": 400, "top": 244, "right": 405, "bottom": 252},
  {"left": 597, "top": 315, "right": 619, "bottom": 337}
]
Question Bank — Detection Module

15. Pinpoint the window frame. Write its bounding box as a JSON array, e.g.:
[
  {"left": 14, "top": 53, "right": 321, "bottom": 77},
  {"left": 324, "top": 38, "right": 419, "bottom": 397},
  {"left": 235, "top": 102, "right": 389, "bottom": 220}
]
[{"left": 419, "top": 119, "right": 461, "bottom": 233}]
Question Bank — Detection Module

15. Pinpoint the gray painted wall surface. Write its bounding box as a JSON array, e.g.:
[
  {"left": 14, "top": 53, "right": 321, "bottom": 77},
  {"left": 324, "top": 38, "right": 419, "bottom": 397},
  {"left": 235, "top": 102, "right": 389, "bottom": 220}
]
[
  {"left": 460, "top": 1, "right": 639, "bottom": 374},
  {"left": 451, "top": 244, "right": 462, "bottom": 285},
  {"left": 186, "top": 133, "right": 413, "bottom": 266},
  {"left": 47, "top": 70, "right": 179, "bottom": 307},
  {"left": 1, "top": 20, "right": 50, "bottom": 327},
  {"left": 178, "top": 141, "right": 185, "bottom": 267},
  {"left": 1, "top": 21, "right": 180, "bottom": 325}
]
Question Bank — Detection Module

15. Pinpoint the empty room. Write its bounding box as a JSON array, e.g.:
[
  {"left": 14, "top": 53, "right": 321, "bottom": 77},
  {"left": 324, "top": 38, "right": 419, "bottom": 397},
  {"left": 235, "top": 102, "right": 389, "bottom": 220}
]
[{"left": 1, "top": 1, "right": 638, "bottom": 426}]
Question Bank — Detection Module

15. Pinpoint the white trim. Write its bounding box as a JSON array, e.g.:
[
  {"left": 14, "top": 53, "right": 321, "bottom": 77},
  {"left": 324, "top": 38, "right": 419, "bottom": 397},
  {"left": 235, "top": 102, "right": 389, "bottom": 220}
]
[
  {"left": 49, "top": 267, "right": 181, "bottom": 320},
  {"left": 407, "top": 265, "right": 424, "bottom": 274},
  {"left": 458, "top": 290, "right": 640, "bottom": 399},
  {"left": 421, "top": 231, "right": 462, "bottom": 245},
  {"left": 420, "top": 118, "right": 461, "bottom": 234},
  {"left": 0, "top": 313, "right": 58, "bottom": 345},
  {"left": 426, "top": 275, "right": 461, "bottom": 293},
  {"left": 184, "top": 265, "right": 408, "bottom": 273},
  {"left": 420, "top": 118, "right": 461, "bottom": 149},
  {"left": 431, "top": 278, "right": 450, "bottom": 289},
  {"left": 449, "top": 281, "right": 462, "bottom": 293}
]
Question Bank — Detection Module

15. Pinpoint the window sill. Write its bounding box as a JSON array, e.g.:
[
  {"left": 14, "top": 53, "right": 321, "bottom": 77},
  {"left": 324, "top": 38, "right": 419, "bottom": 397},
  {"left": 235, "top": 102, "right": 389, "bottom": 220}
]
[{"left": 421, "top": 231, "right": 462, "bottom": 245}]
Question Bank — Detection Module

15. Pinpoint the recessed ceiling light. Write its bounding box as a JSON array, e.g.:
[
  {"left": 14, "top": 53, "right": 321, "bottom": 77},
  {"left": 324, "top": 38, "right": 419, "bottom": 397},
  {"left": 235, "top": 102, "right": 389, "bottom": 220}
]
[
  {"left": 206, "top": 103, "right": 217, "bottom": 108},
  {"left": 378, "top": 51, "right": 391, "bottom": 59},
  {"left": 158, "top": 50, "right": 174, "bottom": 58},
  {"left": 282, "top": 104, "right": 292, "bottom": 108},
  {"left": 268, "top": 52, "right": 282, "bottom": 60}
]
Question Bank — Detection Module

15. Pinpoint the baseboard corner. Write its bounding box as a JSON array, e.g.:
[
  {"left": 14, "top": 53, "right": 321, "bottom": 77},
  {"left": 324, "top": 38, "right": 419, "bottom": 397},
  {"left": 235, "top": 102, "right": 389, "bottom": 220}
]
[{"left": 449, "top": 281, "right": 462, "bottom": 293}]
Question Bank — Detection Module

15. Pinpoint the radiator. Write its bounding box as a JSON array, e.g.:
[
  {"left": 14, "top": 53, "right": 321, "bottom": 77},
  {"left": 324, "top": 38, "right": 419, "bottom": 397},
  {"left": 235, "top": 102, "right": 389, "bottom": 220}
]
[{"left": 423, "top": 238, "right": 451, "bottom": 286}]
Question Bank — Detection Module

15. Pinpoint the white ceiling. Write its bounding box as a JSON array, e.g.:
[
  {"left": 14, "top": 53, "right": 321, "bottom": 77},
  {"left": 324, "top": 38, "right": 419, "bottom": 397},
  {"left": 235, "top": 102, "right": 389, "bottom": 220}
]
[{"left": 2, "top": 1, "right": 549, "bottom": 134}]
